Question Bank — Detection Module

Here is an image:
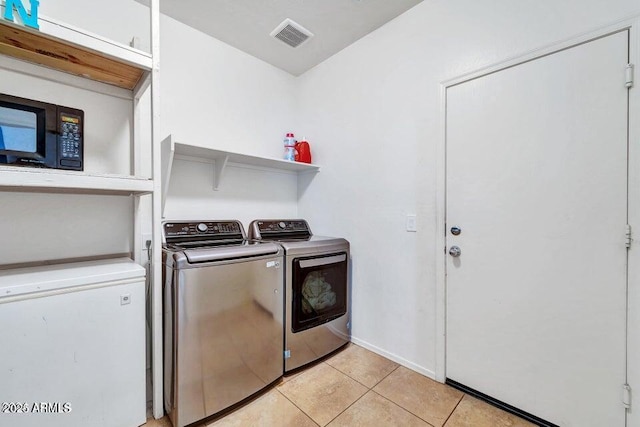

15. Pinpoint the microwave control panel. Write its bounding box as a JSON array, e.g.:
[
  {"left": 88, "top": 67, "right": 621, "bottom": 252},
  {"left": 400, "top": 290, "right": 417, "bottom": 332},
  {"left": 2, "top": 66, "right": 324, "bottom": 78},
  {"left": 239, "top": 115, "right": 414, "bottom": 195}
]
[{"left": 57, "top": 108, "right": 84, "bottom": 171}]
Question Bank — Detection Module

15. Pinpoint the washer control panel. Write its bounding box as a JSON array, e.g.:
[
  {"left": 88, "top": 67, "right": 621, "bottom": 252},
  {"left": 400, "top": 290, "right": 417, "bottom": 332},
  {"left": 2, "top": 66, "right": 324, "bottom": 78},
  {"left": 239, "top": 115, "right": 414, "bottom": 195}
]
[{"left": 164, "top": 221, "right": 244, "bottom": 241}]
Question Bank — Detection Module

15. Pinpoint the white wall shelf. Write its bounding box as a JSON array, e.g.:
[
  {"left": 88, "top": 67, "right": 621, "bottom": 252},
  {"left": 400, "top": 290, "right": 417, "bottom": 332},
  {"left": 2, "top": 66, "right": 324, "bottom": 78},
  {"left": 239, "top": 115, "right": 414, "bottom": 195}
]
[
  {"left": 0, "top": 167, "right": 153, "bottom": 195},
  {"left": 161, "top": 134, "right": 320, "bottom": 213}
]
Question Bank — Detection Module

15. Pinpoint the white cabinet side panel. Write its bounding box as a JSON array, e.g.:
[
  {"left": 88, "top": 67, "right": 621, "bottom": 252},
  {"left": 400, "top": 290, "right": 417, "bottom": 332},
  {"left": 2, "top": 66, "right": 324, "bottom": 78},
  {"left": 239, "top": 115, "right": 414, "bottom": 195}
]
[{"left": 0, "top": 281, "right": 146, "bottom": 427}]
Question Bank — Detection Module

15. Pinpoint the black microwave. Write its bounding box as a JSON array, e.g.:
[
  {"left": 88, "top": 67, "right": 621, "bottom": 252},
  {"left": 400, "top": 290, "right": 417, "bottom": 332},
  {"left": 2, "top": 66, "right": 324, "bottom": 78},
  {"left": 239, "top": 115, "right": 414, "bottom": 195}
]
[{"left": 0, "top": 93, "right": 84, "bottom": 171}]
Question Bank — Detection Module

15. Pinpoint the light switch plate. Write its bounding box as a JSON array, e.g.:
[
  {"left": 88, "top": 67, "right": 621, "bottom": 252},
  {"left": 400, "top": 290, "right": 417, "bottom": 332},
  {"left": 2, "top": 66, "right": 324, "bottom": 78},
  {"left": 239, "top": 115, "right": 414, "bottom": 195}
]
[{"left": 406, "top": 214, "right": 417, "bottom": 232}]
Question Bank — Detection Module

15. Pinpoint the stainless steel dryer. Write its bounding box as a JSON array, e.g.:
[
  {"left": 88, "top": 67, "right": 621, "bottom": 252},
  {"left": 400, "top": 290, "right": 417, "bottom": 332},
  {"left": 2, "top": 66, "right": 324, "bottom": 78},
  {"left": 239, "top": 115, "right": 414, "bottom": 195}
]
[
  {"left": 163, "top": 220, "right": 284, "bottom": 427},
  {"left": 249, "top": 219, "right": 350, "bottom": 373}
]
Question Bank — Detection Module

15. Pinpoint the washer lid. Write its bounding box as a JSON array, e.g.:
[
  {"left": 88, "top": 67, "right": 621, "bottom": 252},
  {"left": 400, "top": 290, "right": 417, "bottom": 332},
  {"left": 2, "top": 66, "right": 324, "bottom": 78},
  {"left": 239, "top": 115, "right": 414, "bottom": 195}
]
[
  {"left": 184, "top": 242, "right": 281, "bottom": 264},
  {"left": 278, "top": 235, "right": 349, "bottom": 256},
  {"left": 0, "top": 257, "right": 145, "bottom": 299}
]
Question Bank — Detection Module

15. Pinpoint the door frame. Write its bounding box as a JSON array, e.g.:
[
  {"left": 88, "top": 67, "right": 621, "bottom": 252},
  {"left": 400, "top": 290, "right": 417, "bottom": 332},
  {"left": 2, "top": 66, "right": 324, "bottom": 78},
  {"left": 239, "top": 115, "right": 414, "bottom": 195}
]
[{"left": 434, "top": 16, "right": 640, "bottom": 416}]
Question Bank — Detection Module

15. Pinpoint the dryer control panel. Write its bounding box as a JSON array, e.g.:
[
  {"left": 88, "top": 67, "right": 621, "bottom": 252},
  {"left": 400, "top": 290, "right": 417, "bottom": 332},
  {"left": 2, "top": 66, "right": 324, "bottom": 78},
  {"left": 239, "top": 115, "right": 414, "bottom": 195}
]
[{"left": 249, "top": 219, "right": 311, "bottom": 240}]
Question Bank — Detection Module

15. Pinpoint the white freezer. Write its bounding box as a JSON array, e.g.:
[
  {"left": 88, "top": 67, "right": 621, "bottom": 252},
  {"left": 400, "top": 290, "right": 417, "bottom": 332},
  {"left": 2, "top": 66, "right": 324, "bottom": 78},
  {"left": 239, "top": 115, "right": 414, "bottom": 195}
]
[{"left": 0, "top": 258, "right": 146, "bottom": 427}]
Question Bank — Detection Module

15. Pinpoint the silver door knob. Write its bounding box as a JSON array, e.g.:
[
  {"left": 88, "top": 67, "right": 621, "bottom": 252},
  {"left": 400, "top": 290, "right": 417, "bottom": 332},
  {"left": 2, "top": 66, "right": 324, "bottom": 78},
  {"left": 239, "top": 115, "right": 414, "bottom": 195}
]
[{"left": 449, "top": 246, "right": 461, "bottom": 257}]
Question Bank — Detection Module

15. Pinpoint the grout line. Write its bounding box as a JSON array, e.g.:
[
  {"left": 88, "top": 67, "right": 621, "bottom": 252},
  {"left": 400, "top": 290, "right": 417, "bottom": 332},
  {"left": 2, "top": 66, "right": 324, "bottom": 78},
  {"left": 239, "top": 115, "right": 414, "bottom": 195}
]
[
  {"left": 370, "top": 390, "right": 437, "bottom": 427},
  {"left": 275, "top": 385, "right": 320, "bottom": 426},
  {"left": 278, "top": 362, "right": 374, "bottom": 427},
  {"left": 373, "top": 364, "right": 400, "bottom": 387},
  {"left": 442, "top": 393, "right": 466, "bottom": 427},
  {"left": 371, "top": 390, "right": 438, "bottom": 427},
  {"left": 326, "top": 365, "right": 375, "bottom": 390},
  {"left": 320, "top": 363, "right": 371, "bottom": 425},
  {"left": 327, "top": 346, "right": 402, "bottom": 389},
  {"left": 323, "top": 389, "right": 371, "bottom": 427}
]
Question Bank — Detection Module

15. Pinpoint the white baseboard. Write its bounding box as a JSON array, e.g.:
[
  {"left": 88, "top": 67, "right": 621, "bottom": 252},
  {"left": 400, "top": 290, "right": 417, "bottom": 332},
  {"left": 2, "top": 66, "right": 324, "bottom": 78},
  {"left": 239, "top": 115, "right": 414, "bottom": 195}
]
[{"left": 350, "top": 336, "right": 437, "bottom": 381}]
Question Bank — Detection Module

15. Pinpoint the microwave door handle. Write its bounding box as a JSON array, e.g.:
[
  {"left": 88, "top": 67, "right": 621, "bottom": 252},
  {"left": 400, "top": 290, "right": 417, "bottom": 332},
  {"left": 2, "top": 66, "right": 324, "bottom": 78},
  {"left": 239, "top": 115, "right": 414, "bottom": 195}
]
[{"left": 298, "top": 254, "right": 347, "bottom": 268}]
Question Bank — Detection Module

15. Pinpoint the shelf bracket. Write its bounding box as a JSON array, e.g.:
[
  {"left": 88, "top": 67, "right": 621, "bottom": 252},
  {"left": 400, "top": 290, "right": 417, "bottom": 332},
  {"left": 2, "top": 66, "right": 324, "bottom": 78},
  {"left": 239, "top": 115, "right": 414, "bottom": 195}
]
[{"left": 213, "top": 155, "right": 229, "bottom": 191}]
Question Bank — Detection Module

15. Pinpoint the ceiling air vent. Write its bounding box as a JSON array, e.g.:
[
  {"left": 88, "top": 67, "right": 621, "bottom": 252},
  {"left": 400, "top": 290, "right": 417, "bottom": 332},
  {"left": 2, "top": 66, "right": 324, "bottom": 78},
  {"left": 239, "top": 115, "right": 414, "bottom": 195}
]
[{"left": 270, "top": 18, "right": 313, "bottom": 48}]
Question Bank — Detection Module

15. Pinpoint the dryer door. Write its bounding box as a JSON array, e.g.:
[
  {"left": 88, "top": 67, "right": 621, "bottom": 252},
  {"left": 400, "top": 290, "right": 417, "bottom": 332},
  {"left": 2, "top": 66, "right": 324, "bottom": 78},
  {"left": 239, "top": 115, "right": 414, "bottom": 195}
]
[{"left": 291, "top": 252, "right": 348, "bottom": 333}]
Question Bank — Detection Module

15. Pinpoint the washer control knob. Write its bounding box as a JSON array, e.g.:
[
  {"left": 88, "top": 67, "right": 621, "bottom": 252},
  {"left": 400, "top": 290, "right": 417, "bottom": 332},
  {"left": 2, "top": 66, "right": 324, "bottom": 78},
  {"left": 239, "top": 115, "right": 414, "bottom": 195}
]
[
  {"left": 197, "top": 223, "right": 208, "bottom": 232},
  {"left": 278, "top": 221, "right": 287, "bottom": 229}
]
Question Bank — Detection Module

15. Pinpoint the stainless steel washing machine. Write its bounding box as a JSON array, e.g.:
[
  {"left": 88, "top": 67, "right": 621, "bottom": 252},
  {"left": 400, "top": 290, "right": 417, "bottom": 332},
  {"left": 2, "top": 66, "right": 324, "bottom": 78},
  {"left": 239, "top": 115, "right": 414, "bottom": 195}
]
[
  {"left": 163, "top": 220, "right": 284, "bottom": 427},
  {"left": 249, "top": 219, "right": 350, "bottom": 373}
]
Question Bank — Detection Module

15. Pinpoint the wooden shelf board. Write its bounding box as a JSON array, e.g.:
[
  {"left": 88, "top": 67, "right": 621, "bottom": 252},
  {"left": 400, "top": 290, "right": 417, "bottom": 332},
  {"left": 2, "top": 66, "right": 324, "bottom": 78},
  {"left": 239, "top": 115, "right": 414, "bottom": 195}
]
[
  {"left": 0, "top": 166, "right": 153, "bottom": 195},
  {"left": 0, "top": 19, "right": 149, "bottom": 90}
]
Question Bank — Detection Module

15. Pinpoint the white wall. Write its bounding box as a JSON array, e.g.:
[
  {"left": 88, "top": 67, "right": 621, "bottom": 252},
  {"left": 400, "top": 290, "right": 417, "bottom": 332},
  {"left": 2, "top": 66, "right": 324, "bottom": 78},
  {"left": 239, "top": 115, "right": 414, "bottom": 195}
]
[
  {"left": 159, "top": 15, "right": 297, "bottom": 158},
  {"left": 164, "top": 160, "right": 298, "bottom": 227},
  {"left": 38, "top": 0, "right": 151, "bottom": 52},
  {"left": 159, "top": 15, "right": 300, "bottom": 225},
  {"left": 294, "top": 0, "right": 640, "bottom": 376}
]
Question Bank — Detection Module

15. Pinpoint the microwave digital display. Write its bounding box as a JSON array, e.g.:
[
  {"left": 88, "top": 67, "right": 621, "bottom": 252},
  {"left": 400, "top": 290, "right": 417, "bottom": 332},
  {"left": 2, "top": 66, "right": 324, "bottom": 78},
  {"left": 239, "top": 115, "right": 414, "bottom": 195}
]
[{"left": 0, "top": 94, "right": 84, "bottom": 171}]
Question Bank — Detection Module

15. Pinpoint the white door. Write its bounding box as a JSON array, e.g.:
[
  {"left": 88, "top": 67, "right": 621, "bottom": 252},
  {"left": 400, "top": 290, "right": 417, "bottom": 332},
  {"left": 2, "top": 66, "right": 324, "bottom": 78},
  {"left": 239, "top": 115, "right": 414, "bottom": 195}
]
[{"left": 446, "top": 31, "right": 629, "bottom": 426}]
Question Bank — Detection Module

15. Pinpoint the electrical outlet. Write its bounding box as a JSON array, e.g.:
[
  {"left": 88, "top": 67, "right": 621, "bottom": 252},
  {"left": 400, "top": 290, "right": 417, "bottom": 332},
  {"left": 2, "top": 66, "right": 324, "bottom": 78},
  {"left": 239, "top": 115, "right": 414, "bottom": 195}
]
[
  {"left": 141, "top": 233, "right": 152, "bottom": 260},
  {"left": 406, "top": 214, "right": 417, "bottom": 232},
  {"left": 142, "top": 233, "right": 152, "bottom": 248}
]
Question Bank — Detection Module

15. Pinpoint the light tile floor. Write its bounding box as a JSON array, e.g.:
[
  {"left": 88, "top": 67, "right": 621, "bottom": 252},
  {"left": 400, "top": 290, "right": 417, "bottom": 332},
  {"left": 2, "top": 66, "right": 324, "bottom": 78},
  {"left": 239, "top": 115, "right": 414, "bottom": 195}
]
[{"left": 144, "top": 343, "right": 535, "bottom": 427}]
